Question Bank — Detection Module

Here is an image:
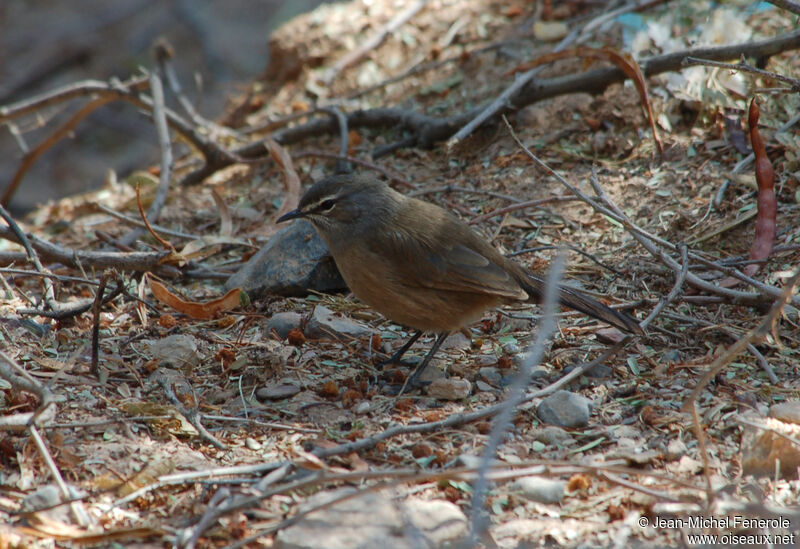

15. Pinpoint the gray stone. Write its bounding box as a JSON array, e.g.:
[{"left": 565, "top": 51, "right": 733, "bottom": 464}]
[
  {"left": 585, "top": 363, "right": 612, "bottom": 378},
  {"left": 478, "top": 367, "right": 501, "bottom": 386},
  {"left": 563, "top": 362, "right": 612, "bottom": 378},
  {"left": 304, "top": 305, "right": 372, "bottom": 340},
  {"left": 475, "top": 380, "right": 494, "bottom": 392},
  {"left": 21, "top": 484, "right": 90, "bottom": 526},
  {"left": 354, "top": 401, "right": 371, "bottom": 414},
  {"left": 147, "top": 334, "right": 200, "bottom": 369},
  {"left": 511, "top": 476, "right": 566, "bottom": 504},
  {"left": 274, "top": 489, "right": 467, "bottom": 549},
  {"left": 266, "top": 312, "right": 303, "bottom": 339},
  {"left": 441, "top": 332, "right": 471, "bottom": 350},
  {"left": 257, "top": 380, "right": 301, "bottom": 400},
  {"left": 536, "top": 390, "right": 592, "bottom": 428},
  {"left": 415, "top": 358, "right": 446, "bottom": 384},
  {"left": 665, "top": 438, "right": 687, "bottom": 461},
  {"left": 474, "top": 354, "right": 498, "bottom": 367},
  {"left": 532, "top": 425, "right": 574, "bottom": 446},
  {"left": 427, "top": 377, "right": 471, "bottom": 400},
  {"left": 224, "top": 219, "right": 346, "bottom": 298},
  {"left": 529, "top": 365, "right": 549, "bottom": 380},
  {"left": 502, "top": 342, "right": 521, "bottom": 355}
]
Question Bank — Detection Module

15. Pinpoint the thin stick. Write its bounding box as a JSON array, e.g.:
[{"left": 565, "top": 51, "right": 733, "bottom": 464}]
[
  {"left": 119, "top": 72, "right": 174, "bottom": 247},
  {"left": 469, "top": 254, "right": 564, "bottom": 539}
]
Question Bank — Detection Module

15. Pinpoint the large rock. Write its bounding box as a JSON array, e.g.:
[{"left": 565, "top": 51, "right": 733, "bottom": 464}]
[
  {"left": 275, "top": 490, "right": 467, "bottom": 549},
  {"left": 225, "top": 220, "right": 346, "bottom": 298}
]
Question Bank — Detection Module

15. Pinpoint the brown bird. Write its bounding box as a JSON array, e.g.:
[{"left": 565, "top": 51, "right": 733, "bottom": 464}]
[{"left": 278, "top": 174, "right": 642, "bottom": 386}]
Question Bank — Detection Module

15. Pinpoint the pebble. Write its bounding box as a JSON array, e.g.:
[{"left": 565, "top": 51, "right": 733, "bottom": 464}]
[
  {"left": 257, "top": 380, "right": 301, "bottom": 401},
  {"left": 354, "top": 401, "right": 371, "bottom": 414},
  {"left": 665, "top": 438, "right": 687, "bottom": 461},
  {"left": 475, "top": 380, "right": 494, "bottom": 392},
  {"left": 427, "top": 377, "right": 471, "bottom": 400},
  {"left": 266, "top": 312, "right": 303, "bottom": 339},
  {"left": 304, "top": 305, "right": 373, "bottom": 340},
  {"left": 532, "top": 425, "right": 574, "bottom": 446},
  {"left": 536, "top": 390, "right": 592, "bottom": 428},
  {"left": 529, "top": 365, "right": 549, "bottom": 380},
  {"left": 147, "top": 334, "right": 200, "bottom": 369},
  {"left": 511, "top": 476, "right": 566, "bottom": 504},
  {"left": 478, "top": 367, "right": 501, "bottom": 386}
]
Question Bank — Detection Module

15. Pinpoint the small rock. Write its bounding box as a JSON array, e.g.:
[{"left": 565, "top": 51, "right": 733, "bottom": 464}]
[
  {"left": 474, "top": 354, "right": 498, "bottom": 366},
  {"left": 511, "top": 476, "right": 566, "bottom": 504},
  {"left": 415, "top": 360, "right": 447, "bottom": 384},
  {"left": 585, "top": 364, "right": 613, "bottom": 378},
  {"left": 274, "top": 489, "right": 467, "bottom": 549},
  {"left": 427, "top": 377, "right": 471, "bottom": 400},
  {"left": 660, "top": 349, "right": 682, "bottom": 363},
  {"left": 532, "top": 426, "right": 574, "bottom": 446},
  {"left": 611, "top": 448, "right": 661, "bottom": 466},
  {"left": 266, "top": 312, "right": 303, "bottom": 339},
  {"left": 246, "top": 437, "right": 262, "bottom": 450},
  {"left": 457, "top": 454, "right": 502, "bottom": 469},
  {"left": 595, "top": 327, "right": 626, "bottom": 344},
  {"left": 514, "top": 351, "right": 547, "bottom": 369},
  {"left": 536, "top": 390, "right": 592, "bottom": 428},
  {"left": 441, "top": 332, "right": 471, "bottom": 350},
  {"left": 475, "top": 380, "right": 494, "bottom": 392},
  {"left": 304, "top": 305, "right": 373, "bottom": 340},
  {"left": 665, "top": 438, "right": 687, "bottom": 461},
  {"left": 529, "top": 365, "right": 549, "bottom": 379},
  {"left": 769, "top": 401, "right": 800, "bottom": 425},
  {"left": 478, "top": 367, "right": 501, "bottom": 386},
  {"left": 22, "top": 484, "right": 90, "bottom": 526},
  {"left": 257, "top": 380, "right": 301, "bottom": 401},
  {"left": 502, "top": 342, "right": 521, "bottom": 355},
  {"left": 354, "top": 401, "right": 371, "bottom": 414},
  {"left": 501, "top": 317, "right": 533, "bottom": 332},
  {"left": 224, "top": 219, "right": 346, "bottom": 298},
  {"left": 147, "top": 334, "right": 200, "bottom": 369}
]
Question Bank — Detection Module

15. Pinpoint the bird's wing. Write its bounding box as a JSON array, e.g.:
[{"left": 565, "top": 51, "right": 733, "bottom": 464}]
[{"left": 371, "top": 228, "right": 528, "bottom": 300}]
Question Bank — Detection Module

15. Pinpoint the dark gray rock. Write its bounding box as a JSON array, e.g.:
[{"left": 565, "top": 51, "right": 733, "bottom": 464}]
[
  {"left": 225, "top": 220, "right": 346, "bottom": 298},
  {"left": 304, "top": 305, "right": 372, "bottom": 340},
  {"left": 266, "top": 311, "right": 303, "bottom": 339},
  {"left": 537, "top": 390, "right": 592, "bottom": 428}
]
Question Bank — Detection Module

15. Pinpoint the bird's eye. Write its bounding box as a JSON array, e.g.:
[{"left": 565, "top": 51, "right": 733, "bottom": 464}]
[{"left": 319, "top": 199, "right": 336, "bottom": 212}]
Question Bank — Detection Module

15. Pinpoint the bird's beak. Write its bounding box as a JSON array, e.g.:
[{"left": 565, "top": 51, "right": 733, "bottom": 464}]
[{"left": 277, "top": 208, "right": 305, "bottom": 223}]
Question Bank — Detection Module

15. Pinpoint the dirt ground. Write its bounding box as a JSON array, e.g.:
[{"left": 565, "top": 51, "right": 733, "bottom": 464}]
[{"left": 2, "top": 0, "right": 800, "bottom": 547}]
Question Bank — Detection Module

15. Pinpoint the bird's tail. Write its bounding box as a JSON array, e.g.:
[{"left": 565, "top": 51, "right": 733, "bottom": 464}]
[{"left": 521, "top": 274, "right": 644, "bottom": 335}]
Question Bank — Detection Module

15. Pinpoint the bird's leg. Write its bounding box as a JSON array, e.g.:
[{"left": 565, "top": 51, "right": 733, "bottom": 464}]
[
  {"left": 377, "top": 330, "right": 424, "bottom": 369},
  {"left": 404, "top": 332, "right": 449, "bottom": 389}
]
